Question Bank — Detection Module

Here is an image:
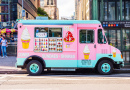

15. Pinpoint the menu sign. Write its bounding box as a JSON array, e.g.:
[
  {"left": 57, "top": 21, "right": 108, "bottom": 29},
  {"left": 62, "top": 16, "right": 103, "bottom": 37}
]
[
  {"left": 36, "top": 32, "right": 47, "bottom": 38},
  {"left": 102, "top": 21, "right": 130, "bottom": 28}
]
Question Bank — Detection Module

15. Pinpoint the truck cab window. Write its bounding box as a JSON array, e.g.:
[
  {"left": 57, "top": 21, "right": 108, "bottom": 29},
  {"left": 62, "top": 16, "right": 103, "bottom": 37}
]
[
  {"left": 80, "top": 30, "right": 94, "bottom": 43},
  {"left": 98, "top": 29, "right": 103, "bottom": 44}
]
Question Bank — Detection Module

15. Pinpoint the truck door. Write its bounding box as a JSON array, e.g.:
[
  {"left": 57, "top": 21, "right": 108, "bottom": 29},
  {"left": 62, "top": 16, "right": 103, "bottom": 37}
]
[{"left": 78, "top": 29, "right": 96, "bottom": 68}]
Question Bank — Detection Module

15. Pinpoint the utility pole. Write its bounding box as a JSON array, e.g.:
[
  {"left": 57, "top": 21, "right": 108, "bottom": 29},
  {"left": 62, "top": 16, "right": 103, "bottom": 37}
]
[{"left": 22, "top": 0, "right": 23, "bottom": 19}]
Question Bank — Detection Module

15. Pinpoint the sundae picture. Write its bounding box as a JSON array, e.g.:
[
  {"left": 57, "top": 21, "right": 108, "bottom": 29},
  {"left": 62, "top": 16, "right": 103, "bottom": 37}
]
[
  {"left": 83, "top": 45, "right": 90, "bottom": 59},
  {"left": 64, "top": 31, "right": 75, "bottom": 42},
  {"left": 21, "top": 27, "right": 31, "bottom": 49},
  {"left": 113, "top": 49, "right": 116, "bottom": 57}
]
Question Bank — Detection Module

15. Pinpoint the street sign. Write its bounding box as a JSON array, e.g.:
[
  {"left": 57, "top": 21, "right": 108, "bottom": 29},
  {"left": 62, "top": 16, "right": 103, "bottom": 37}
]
[
  {"left": 102, "top": 21, "right": 130, "bottom": 28},
  {"left": 36, "top": 16, "right": 48, "bottom": 20},
  {"left": 22, "top": 10, "right": 25, "bottom": 17}
]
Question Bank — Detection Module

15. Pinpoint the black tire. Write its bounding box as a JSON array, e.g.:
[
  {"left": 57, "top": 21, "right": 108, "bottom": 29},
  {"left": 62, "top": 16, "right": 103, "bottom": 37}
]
[
  {"left": 27, "top": 60, "right": 43, "bottom": 76},
  {"left": 97, "top": 60, "right": 113, "bottom": 75}
]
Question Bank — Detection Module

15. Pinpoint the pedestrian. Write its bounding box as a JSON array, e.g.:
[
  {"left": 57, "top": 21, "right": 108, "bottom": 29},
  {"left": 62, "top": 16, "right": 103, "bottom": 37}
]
[
  {"left": 0, "top": 35, "right": 2, "bottom": 57},
  {"left": 1, "top": 36, "right": 8, "bottom": 58}
]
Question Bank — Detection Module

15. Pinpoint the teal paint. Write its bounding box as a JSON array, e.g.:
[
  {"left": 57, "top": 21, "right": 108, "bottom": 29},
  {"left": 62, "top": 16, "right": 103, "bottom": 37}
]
[
  {"left": 17, "top": 54, "right": 124, "bottom": 68},
  {"left": 17, "top": 58, "right": 26, "bottom": 66},
  {"left": 101, "top": 63, "right": 111, "bottom": 73},
  {"left": 18, "top": 20, "right": 101, "bottom": 25},
  {"left": 101, "top": 0, "right": 103, "bottom": 21},
  {"left": 92, "top": 0, "right": 95, "bottom": 20},
  {"left": 30, "top": 63, "right": 39, "bottom": 73},
  {"left": 95, "top": 0, "right": 98, "bottom": 20},
  {"left": 110, "top": 54, "right": 123, "bottom": 62},
  {"left": 44, "top": 60, "right": 77, "bottom": 68},
  {"left": 120, "top": 0, "right": 122, "bottom": 20}
]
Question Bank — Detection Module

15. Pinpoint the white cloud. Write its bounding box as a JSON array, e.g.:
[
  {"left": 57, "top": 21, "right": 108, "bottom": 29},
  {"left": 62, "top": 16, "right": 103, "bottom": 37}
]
[{"left": 57, "top": 0, "right": 75, "bottom": 19}]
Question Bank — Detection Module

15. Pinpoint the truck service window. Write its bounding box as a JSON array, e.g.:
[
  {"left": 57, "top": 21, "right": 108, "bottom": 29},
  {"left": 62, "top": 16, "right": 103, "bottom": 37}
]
[
  {"left": 49, "top": 28, "right": 62, "bottom": 37},
  {"left": 34, "top": 27, "right": 63, "bottom": 53},
  {"left": 80, "top": 30, "right": 94, "bottom": 43}
]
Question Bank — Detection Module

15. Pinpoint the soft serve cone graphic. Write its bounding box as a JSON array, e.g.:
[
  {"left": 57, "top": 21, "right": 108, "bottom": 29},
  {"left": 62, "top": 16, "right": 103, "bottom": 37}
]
[
  {"left": 21, "top": 27, "right": 31, "bottom": 49},
  {"left": 83, "top": 45, "right": 90, "bottom": 59},
  {"left": 113, "top": 49, "right": 116, "bottom": 57}
]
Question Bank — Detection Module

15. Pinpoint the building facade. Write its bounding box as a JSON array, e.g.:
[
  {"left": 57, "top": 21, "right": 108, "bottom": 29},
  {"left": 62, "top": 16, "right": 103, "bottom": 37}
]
[
  {"left": 76, "top": 0, "right": 130, "bottom": 65},
  {"left": 42, "top": 0, "right": 59, "bottom": 20},
  {"left": 0, "top": 0, "right": 40, "bottom": 23},
  {"left": 75, "top": 0, "right": 92, "bottom": 20},
  {"left": 0, "top": 0, "right": 40, "bottom": 56}
]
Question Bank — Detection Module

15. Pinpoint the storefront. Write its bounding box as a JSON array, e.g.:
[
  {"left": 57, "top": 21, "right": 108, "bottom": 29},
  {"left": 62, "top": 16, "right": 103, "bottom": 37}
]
[
  {"left": 102, "top": 21, "right": 130, "bottom": 64},
  {"left": 0, "top": 29, "right": 17, "bottom": 56},
  {"left": 92, "top": 0, "right": 130, "bottom": 64}
]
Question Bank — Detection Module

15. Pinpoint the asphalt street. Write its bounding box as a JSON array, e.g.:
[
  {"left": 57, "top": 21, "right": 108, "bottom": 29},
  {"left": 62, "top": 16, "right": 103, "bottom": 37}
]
[{"left": 0, "top": 72, "right": 130, "bottom": 90}]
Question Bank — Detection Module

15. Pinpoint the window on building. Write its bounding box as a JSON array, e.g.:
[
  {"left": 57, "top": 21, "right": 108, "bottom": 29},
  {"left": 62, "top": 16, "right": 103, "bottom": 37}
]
[
  {"left": 108, "top": 2, "right": 115, "bottom": 20},
  {"left": 51, "top": 0, "right": 53, "bottom": 5},
  {"left": 122, "top": 1, "right": 125, "bottom": 20},
  {"left": 125, "top": 1, "right": 130, "bottom": 20},
  {"left": 104, "top": 1, "right": 108, "bottom": 21},
  {"left": 98, "top": 0, "right": 123, "bottom": 21},
  {"left": 80, "top": 30, "right": 94, "bottom": 43},
  {"left": 123, "top": 29, "right": 130, "bottom": 50},
  {"left": 47, "top": 0, "right": 49, "bottom": 5},
  {"left": 117, "top": 1, "right": 121, "bottom": 20}
]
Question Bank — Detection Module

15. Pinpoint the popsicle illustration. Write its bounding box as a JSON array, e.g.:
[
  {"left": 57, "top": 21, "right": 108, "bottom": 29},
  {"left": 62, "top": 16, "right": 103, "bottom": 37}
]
[
  {"left": 21, "top": 27, "right": 31, "bottom": 49},
  {"left": 83, "top": 45, "right": 90, "bottom": 59},
  {"left": 113, "top": 49, "right": 116, "bottom": 57}
]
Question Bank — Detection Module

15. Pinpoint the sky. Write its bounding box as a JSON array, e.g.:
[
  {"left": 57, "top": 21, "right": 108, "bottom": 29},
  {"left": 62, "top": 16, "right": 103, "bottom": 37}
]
[{"left": 57, "top": 0, "right": 75, "bottom": 19}]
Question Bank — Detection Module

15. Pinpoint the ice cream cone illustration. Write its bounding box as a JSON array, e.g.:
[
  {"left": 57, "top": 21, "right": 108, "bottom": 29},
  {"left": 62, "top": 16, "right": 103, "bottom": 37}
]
[
  {"left": 21, "top": 27, "right": 31, "bottom": 49},
  {"left": 113, "top": 49, "right": 116, "bottom": 57},
  {"left": 83, "top": 45, "right": 90, "bottom": 59}
]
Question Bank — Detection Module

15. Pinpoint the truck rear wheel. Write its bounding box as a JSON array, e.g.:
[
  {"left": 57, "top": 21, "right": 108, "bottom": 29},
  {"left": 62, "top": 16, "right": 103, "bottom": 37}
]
[
  {"left": 27, "top": 60, "right": 43, "bottom": 76},
  {"left": 97, "top": 60, "right": 113, "bottom": 75}
]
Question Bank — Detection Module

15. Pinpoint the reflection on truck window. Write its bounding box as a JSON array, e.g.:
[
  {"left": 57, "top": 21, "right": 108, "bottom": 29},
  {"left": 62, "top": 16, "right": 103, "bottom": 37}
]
[
  {"left": 35, "top": 27, "right": 48, "bottom": 38},
  {"left": 80, "top": 30, "right": 94, "bottom": 43},
  {"left": 98, "top": 29, "right": 103, "bottom": 44},
  {"left": 49, "top": 28, "right": 62, "bottom": 37}
]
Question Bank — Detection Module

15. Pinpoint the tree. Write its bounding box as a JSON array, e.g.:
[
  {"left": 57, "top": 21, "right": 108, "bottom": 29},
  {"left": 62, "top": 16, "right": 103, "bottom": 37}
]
[{"left": 37, "top": 7, "right": 51, "bottom": 19}]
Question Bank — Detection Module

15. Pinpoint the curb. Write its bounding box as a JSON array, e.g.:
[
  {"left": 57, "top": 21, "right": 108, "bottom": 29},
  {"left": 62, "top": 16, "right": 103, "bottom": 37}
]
[
  {"left": 113, "top": 69, "right": 130, "bottom": 73},
  {"left": 0, "top": 66, "right": 130, "bottom": 74},
  {"left": 0, "top": 66, "right": 27, "bottom": 74}
]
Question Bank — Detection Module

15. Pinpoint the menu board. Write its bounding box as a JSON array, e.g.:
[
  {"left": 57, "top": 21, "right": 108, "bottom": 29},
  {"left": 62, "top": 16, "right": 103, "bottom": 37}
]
[
  {"left": 34, "top": 38, "right": 48, "bottom": 52},
  {"left": 57, "top": 38, "right": 63, "bottom": 52},
  {"left": 34, "top": 38, "right": 63, "bottom": 52}
]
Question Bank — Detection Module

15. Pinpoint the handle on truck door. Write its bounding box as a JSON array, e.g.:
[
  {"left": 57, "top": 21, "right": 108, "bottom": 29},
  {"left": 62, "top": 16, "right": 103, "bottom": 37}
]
[{"left": 94, "top": 44, "right": 96, "bottom": 48}]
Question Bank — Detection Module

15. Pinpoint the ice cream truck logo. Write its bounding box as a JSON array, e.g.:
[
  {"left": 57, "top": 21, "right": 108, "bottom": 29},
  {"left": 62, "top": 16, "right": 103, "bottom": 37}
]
[
  {"left": 21, "top": 27, "right": 31, "bottom": 49},
  {"left": 64, "top": 31, "right": 75, "bottom": 42}
]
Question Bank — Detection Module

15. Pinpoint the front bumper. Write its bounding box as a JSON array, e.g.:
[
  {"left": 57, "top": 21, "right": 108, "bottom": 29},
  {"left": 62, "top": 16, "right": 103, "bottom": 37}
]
[{"left": 114, "top": 61, "right": 124, "bottom": 69}]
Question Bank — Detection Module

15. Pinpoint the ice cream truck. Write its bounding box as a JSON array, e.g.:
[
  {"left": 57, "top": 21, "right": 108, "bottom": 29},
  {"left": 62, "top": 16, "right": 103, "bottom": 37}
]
[{"left": 17, "top": 20, "right": 124, "bottom": 75}]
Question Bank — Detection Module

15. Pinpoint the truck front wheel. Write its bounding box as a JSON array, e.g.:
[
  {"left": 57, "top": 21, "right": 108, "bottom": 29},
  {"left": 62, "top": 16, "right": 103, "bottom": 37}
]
[
  {"left": 97, "top": 60, "right": 113, "bottom": 75},
  {"left": 27, "top": 60, "right": 43, "bottom": 76}
]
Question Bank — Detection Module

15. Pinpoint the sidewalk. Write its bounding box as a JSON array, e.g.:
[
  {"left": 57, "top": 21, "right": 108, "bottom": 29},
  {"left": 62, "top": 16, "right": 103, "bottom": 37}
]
[
  {"left": 0, "top": 56, "right": 16, "bottom": 67},
  {"left": 0, "top": 56, "right": 27, "bottom": 74}
]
